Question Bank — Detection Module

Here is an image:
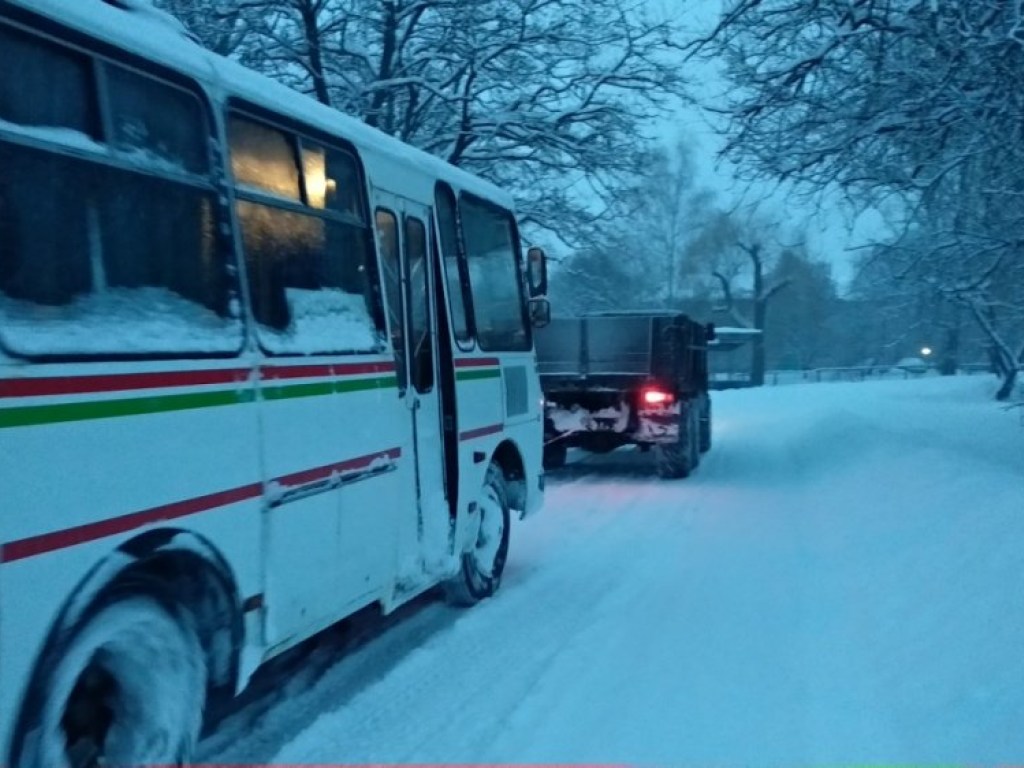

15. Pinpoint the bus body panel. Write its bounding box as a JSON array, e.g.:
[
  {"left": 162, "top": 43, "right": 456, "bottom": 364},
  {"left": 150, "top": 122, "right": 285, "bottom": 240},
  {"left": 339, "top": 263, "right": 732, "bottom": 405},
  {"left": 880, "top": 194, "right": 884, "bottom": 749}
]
[
  {"left": 0, "top": 358, "right": 265, "bottom": 756},
  {"left": 500, "top": 350, "right": 546, "bottom": 517},
  {"left": 253, "top": 355, "right": 413, "bottom": 644},
  {"left": 0, "top": 1, "right": 545, "bottom": 761}
]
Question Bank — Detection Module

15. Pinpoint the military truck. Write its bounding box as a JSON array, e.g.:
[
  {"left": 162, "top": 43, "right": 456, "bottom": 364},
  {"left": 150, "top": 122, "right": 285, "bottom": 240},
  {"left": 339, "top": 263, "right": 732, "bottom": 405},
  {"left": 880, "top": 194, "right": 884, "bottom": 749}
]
[{"left": 535, "top": 311, "right": 714, "bottom": 478}]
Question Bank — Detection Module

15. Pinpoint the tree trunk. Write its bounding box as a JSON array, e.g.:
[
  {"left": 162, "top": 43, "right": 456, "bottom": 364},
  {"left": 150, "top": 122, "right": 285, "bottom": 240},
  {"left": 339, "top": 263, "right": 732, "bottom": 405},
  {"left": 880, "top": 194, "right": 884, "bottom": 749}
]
[
  {"left": 299, "top": 0, "right": 331, "bottom": 106},
  {"left": 751, "top": 304, "right": 770, "bottom": 386},
  {"left": 364, "top": 1, "right": 398, "bottom": 130},
  {"left": 750, "top": 247, "right": 766, "bottom": 386},
  {"left": 969, "top": 301, "right": 1020, "bottom": 401},
  {"left": 939, "top": 324, "right": 959, "bottom": 376},
  {"left": 995, "top": 367, "right": 1018, "bottom": 401}
]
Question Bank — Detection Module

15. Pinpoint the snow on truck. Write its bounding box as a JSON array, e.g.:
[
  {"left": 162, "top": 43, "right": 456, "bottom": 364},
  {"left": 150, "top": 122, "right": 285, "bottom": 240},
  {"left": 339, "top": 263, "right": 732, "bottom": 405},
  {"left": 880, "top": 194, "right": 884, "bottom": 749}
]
[{"left": 535, "top": 311, "right": 714, "bottom": 478}]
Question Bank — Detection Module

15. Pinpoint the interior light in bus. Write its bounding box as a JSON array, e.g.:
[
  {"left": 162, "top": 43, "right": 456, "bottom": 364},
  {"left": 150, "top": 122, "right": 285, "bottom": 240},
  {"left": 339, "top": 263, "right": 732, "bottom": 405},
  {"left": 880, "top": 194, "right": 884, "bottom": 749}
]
[{"left": 302, "top": 146, "right": 335, "bottom": 209}]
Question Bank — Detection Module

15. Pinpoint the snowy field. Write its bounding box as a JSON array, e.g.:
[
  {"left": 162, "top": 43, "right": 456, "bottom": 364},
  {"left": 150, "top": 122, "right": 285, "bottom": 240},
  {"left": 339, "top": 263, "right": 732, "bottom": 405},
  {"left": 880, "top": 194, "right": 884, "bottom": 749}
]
[{"left": 202, "top": 375, "right": 1024, "bottom": 765}]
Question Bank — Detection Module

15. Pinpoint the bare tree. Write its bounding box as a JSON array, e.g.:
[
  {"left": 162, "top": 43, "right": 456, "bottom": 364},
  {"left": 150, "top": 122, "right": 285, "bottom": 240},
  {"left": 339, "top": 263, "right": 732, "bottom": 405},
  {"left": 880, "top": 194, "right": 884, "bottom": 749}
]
[
  {"left": 551, "top": 137, "right": 727, "bottom": 313},
  {"left": 710, "top": 238, "right": 791, "bottom": 386},
  {"left": 694, "top": 0, "right": 1024, "bottom": 398},
  {"left": 162, "top": 0, "right": 692, "bottom": 244},
  {"left": 763, "top": 248, "right": 838, "bottom": 370}
]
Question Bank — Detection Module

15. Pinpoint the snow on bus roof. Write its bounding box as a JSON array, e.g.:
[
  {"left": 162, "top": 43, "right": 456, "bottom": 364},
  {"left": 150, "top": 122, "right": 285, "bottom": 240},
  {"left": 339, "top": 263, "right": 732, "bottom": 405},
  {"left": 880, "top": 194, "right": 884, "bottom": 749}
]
[{"left": 9, "top": 0, "right": 514, "bottom": 208}]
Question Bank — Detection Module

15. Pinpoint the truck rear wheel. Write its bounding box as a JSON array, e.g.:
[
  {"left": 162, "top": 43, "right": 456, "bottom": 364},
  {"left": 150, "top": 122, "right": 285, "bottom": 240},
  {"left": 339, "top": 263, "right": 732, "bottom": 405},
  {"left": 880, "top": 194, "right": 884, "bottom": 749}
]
[
  {"left": 543, "top": 440, "right": 567, "bottom": 469},
  {"left": 699, "top": 396, "right": 712, "bottom": 453},
  {"left": 654, "top": 404, "right": 697, "bottom": 479}
]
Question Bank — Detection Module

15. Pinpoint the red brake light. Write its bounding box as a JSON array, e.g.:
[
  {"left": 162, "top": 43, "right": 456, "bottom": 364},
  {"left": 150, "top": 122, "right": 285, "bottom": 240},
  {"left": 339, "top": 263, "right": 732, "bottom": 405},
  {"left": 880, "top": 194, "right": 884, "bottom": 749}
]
[{"left": 642, "top": 388, "right": 674, "bottom": 406}]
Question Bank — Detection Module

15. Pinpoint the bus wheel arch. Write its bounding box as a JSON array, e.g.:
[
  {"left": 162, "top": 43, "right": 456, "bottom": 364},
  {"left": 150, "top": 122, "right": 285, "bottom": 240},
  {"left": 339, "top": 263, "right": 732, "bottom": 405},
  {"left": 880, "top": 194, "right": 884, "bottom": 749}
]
[
  {"left": 112, "top": 530, "right": 244, "bottom": 722},
  {"left": 11, "top": 581, "right": 206, "bottom": 768},
  {"left": 10, "top": 528, "right": 243, "bottom": 767},
  {"left": 491, "top": 438, "right": 527, "bottom": 516}
]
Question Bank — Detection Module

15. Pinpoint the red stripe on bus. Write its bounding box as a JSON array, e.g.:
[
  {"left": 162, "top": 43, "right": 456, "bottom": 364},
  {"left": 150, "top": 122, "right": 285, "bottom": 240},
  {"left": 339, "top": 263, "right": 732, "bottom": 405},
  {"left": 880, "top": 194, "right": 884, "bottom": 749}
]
[
  {"left": 260, "top": 362, "right": 395, "bottom": 381},
  {"left": 454, "top": 358, "right": 500, "bottom": 368},
  {"left": 459, "top": 423, "right": 503, "bottom": 441},
  {"left": 0, "top": 448, "right": 403, "bottom": 564},
  {"left": 0, "top": 362, "right": 398, "bottom": 400},
  {"left": 0, "top": 369, "right": 249, "bottom": 399},
  {"left": 0, "top": 483, "right": 262, "bottom": 564},
  {"left": 276, "top": 448, "right": 402, "bottom": 487}
]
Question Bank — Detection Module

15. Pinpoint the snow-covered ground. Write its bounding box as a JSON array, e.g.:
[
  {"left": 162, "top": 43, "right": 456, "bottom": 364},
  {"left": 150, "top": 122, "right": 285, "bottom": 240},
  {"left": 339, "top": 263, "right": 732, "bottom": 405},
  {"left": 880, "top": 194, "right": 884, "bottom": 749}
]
[{"left": 202, "top": 375, "right": 1024, "bottom": 765}]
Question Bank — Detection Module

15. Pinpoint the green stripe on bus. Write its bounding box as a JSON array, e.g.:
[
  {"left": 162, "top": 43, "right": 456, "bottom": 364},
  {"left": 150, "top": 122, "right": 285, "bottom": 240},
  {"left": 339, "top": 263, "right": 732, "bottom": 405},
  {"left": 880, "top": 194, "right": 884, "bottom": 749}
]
[
  {"left": 0, "top": 389, "right": 253, "bottom": 429},
  {"left": 456, "top": 369, "right": 500, "bottom": 382},
  {"left": 261, "top": 375, "right": 397, "bottom": 401},
  {"left": 0, "top": 375, "right": 399, "bottom": 429}
]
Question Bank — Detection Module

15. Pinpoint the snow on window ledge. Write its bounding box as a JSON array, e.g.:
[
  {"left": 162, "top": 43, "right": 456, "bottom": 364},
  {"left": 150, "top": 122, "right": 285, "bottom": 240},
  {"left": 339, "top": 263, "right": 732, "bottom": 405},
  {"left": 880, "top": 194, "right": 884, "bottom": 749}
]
[
  {"left": 0, "top": 287, "right": 242, "bottom": 356},
  {"left": 256, "top": 287, "right": 383, "bottom": 356}
]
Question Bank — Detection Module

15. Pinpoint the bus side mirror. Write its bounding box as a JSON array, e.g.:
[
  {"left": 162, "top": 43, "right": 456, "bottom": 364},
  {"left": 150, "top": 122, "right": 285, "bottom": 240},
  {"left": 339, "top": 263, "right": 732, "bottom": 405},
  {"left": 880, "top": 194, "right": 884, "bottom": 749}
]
[
  {"left": 526, "top": 246, "right": 548, "bottom": 298},
  {"left": 529, "top": 297, "right": 551, "bottom": 328}
]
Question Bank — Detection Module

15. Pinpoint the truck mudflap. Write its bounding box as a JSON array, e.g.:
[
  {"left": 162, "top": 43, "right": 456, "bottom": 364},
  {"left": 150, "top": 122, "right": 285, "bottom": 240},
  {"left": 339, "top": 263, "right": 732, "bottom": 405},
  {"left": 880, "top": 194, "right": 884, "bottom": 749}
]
[
  {"left": 635, "top": 401, "right": 682, "bottom": 443},
  {"left": 547, "top": 402, "right": 631, "bottom": 434},
  {"left": 544, "top": 399, "right": 683, "bottom": 446}
]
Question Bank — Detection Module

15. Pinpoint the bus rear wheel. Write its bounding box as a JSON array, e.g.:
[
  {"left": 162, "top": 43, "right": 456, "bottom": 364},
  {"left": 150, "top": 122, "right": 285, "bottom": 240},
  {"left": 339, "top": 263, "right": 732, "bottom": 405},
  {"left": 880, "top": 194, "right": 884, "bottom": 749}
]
[
  {"left": 445, "top": 463, "right": 511, "bottom": 605},
  {"left": 13, "top": 590, "right": 206, "bottom": 768}
]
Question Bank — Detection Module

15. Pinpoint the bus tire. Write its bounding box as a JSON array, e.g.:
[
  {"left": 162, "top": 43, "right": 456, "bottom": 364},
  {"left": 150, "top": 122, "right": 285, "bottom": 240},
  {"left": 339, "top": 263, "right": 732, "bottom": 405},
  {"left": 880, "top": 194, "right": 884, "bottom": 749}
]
[
  {"left": 12, "top": 584, "right": 206, "bottom": 768},
  {"left": 445, "top": 463, "right": 511, "bottom": 606},
  {"left": 654, "top": 405, "right": 696, "bottom": 479}
]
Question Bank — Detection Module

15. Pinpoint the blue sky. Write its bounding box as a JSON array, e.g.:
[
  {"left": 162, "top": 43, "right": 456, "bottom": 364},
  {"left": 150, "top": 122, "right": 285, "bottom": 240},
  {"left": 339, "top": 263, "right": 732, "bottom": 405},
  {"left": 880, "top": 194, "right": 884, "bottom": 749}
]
[{"left": 648, "top": 0, "right": 892, "bottom": 291}]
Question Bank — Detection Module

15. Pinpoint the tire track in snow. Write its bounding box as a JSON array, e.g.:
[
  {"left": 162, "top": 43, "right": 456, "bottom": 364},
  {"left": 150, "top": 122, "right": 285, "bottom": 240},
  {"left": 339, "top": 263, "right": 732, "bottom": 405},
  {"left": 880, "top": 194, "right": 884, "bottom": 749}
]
[
  {"left": 206, "top": 379, "right": 1024, "bottom": 764},
  {"left": 273, "top": 475, "right": 705, "bottom": 762}
]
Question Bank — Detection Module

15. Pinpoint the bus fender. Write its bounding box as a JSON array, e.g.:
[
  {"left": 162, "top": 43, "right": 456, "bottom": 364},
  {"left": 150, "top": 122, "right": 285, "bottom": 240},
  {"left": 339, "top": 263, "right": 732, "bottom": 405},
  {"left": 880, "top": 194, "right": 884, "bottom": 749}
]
[
  {"left": 490, "top": 439, "right": 527, "bottom": 517},
  {"left": 35, "top": 529, "right": 243, "bottom": 722}
]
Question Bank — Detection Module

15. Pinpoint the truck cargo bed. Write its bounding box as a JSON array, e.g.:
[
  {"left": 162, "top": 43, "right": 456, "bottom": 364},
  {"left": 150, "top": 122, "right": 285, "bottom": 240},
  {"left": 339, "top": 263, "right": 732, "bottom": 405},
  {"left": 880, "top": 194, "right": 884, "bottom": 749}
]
[{"left": 535, "top": 311, "right": 708, "bottom": 393}]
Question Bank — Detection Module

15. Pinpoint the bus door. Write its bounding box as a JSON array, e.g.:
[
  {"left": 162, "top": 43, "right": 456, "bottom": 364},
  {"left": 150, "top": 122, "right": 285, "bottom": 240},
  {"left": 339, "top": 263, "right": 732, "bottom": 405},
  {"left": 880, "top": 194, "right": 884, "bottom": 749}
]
[{"left": 375, "top": 194, "right": 450, "bottom": 567}]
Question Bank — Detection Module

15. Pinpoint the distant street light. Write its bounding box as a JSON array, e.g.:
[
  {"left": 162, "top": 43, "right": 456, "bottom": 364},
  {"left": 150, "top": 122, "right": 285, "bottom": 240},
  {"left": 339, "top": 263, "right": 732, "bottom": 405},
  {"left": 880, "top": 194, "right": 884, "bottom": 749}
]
[{"left": 921, "top": 346, "right": 933, "bottom": 357}]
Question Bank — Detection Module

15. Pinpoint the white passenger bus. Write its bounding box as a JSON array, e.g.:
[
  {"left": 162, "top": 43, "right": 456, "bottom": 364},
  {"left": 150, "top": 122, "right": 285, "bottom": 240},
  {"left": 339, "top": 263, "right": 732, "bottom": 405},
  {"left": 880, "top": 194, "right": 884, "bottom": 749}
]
[{"left": 0, "top": 1, "right": 550, "bottom": 765}]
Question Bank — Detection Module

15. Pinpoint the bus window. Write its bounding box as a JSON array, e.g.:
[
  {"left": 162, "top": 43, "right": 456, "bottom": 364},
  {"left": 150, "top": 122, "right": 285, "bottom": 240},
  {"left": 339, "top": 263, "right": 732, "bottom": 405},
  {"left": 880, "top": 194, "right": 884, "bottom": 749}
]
[
  {"left": 301, "top": 141, "right": 362, "bottom": 219},
  {"left": 107, "top": 63, "right": 209, "bottom": 174},
  {"left": 375, "top": 208, "right": 406, "bottom": 392},
  {"left": 228, "top": 117, "right": 301, "bottom": 201},
  {"left": 0, "top": 147, "right": 236, "bottom": 357},
  {"left": 404, "top": 215, "right": 433, "bottom": 393},
  {"left": 459, "top": 195, "right": 528, "bottom": 352},
  {"left": 237, "top": 200, "right": 377, "bottom": 353},
  {"left": 0, "top": 23, "right": 97, "bottom": 135},
  {"left": 0, "top": 36, "right": 239, "bottom": 357},
  {"left": 230, "top": 113, "right": 380, "bottom": 355},
  {"left": 0, "top": 147, "right": 91, "bottom": 307},
  {"left": 435, "top": 184, "right": 472, "bottom": 345}
]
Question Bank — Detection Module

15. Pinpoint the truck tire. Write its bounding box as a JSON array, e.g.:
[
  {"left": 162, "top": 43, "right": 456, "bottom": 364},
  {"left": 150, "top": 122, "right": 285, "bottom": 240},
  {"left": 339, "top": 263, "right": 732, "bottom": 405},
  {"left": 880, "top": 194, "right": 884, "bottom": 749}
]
[
  {"left": 12, "top": 586, "right": 206, "bottom": 768},
  {"left": 688, "top": 403, "right": 701, "bottom": 470},
  {"left": 543, "top": 440, "right": 567, "bottom": 469},
  {"left": 445, "top": 463, "right": 511, "bottom": 605},
  {"left": 699, "top": 396, "right": 712, "bottom": 453},
  {"left": 654, "top": 404, "right": 696, "bottom": 479}
]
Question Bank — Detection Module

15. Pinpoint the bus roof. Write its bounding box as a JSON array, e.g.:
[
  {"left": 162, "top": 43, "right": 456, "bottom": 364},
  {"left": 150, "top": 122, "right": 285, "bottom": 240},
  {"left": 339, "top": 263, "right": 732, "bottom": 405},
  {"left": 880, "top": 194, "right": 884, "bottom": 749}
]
[{"left": 6, "top": 0, "right": 515, "bottom": 208}]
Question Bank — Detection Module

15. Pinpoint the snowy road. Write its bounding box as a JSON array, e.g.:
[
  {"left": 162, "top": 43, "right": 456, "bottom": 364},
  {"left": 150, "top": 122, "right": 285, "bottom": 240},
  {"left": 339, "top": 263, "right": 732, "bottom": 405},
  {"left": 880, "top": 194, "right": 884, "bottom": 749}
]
[{"left": 201, "top": 376, "right": 1024, "bottom": 764}]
